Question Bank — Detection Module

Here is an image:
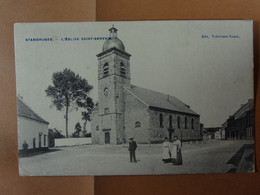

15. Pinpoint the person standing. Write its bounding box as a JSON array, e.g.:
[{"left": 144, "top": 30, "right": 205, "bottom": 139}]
[
  {"left": 22, "top": 141, "right": 29, "bottom": 157},
  {"left": 128, "top": 138, "right": 137, "bottom": 163},
  {"left": 162, "top": 137, "right": 171, "bottom": 163},
  {"left": 171, "top": 136, "right": 182, "bottom": 165}
]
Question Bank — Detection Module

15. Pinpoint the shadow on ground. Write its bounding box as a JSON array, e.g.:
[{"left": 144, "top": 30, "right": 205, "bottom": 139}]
[
  {"left": 226, "top": 144, "right": 255, "bottom": 173},
  {"left": 19, "top": 148, "right": 62, "bottom": 158}
]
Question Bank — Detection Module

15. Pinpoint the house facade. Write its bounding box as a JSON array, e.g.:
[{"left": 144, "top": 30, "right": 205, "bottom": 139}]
[
  {"left": 91, "top": 26, "right": 202, "bottom": 144},
  {"left": 17, "top": 97, "right": 49, "bottom": 152},
  {"left": 223, "top": 99, "right": 254, "bottom": 140}
]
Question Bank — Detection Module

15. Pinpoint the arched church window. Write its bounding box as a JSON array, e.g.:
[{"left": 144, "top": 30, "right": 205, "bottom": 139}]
[
  {"left": 177, "top": 116, "right": 180, "bottom": 128},
  {"left": 185, "top": 117, "right": 188, "bottom": 129},
  {"left": 120, "top": 62, "right": 126, "bottom": 75},
  {"left": 135, "top": 121, "right": 141, "bottom": 128},
  {"left": 191, "top": 118, "right": 194, "bottom": 129},
  {"left": 103, "top": 63, "right": 109, "bottom": 76},
  {"left": 169, "top": 115, "right": 173, "bottom": 128},
  {"left": 159, "top": 113, "right": 164, "bottom": 128}
]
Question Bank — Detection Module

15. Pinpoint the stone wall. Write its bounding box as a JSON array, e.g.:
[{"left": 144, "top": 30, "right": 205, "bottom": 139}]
[
  {"left": 124, "top": 89, "right": 150, "bottom": 143},
  {"left": 96, "top": 51, "right": 131, "bottom": 144},
  {"left": 91, "top": 108, "right": 100, "bottom": 144},
  {"left": 55, "top": 138, "right": 91, "bottom": 147},
  {"left": 148, "top": 109, "right": 201, "bottom": 142}
]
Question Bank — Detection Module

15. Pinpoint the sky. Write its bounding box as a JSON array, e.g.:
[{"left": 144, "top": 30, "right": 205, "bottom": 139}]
[{"left": 14, "top": 21, "right": 254, "bottom": 136}]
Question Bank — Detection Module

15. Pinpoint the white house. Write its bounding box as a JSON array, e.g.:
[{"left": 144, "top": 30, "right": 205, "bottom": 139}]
[{"left": 17, "top": 97, "right": 49, "bottom": 152}]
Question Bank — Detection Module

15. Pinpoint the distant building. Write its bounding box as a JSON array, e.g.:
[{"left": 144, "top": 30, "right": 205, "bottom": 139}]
[
  {"left": 91, "top": 26, "right": 202, "bottom": 144},
  {"left": 223, "top": 99, "right": 254, "bottom": 140},
  {"left": 17, "top": 97, "right": 49, "bottom": 152},
  {"left": 221, "top": 121, "right": 227, "bottom": 140},
  {"left": 205, "top": 127, "right": 222, "bottom": 140}
]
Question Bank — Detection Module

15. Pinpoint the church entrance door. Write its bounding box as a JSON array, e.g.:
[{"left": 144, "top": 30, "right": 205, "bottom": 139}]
[
  {"left": 105, "top": 132, "right": 110, "bottom": 144},
  {"left": 168, "top": 129, "right": 174, "bottom": 142}
]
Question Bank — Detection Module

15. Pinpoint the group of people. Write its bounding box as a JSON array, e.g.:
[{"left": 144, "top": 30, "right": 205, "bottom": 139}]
[
  {"left": 162, "top": 136, "right": 183, "bottom": 165},
  {"left": 127, "top": 136, "right": 182, "bottom": 165}
]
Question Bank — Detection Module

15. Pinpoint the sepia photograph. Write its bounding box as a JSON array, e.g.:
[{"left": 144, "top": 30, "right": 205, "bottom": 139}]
[{"left": 14, "top": 20, "right": 254, "bottom": 176}]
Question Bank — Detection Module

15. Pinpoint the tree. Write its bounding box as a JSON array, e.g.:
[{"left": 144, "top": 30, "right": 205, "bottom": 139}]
[
  {"left": 72, "top": 122, "right": 82, "bottom": 137},
  {"left": 45, "top": 68, "right": 93, "bottom": 138},
  {"left": 80, "top": 98, "right": 95, "bottom": 135}
]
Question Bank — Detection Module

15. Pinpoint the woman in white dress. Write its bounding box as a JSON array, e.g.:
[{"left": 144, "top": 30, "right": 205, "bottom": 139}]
[
  {"left": 162, "top": 137, "right": 171, "bottom": 163},
  {"left": 171, "top": 136, "right": 182, "bottom": 165}
]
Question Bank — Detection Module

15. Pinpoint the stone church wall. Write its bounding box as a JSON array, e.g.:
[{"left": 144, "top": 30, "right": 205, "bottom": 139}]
[
  {"left": 91, "top": 108, "right": 100, "bottom": 144},
  {"left": 148, "top": 110, "right": 202, "bottom": 142},
  {"left": 125, "top": 90, "right": 150, "bottom": 144}
]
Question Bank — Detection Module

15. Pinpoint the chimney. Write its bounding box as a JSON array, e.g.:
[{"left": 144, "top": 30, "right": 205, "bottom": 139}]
[{"left": 18, "top": 94, "right": 23, "bottom": 100}]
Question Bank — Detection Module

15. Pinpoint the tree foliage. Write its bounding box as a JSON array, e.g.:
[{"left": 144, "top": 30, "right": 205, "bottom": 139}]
[
  {"left": 72, "top": 122, "right": 82, "bottom": 137},
  {"left": 45, "top": 68, "right": 93, "bottom": 138}
]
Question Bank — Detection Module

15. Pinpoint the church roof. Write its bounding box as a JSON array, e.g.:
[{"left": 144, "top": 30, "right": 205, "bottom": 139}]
[
  {"left": 126, "top": 85, "right": 199, "bottom": 116},
  {"left": 103, "top": 37, "right": 125, "bottom": 52},
  {"left": 102, "top": 26, "right": 125, "bottom": 52},
  {"left": 17, "top": 97, "right": 49, "bottom": 124}
]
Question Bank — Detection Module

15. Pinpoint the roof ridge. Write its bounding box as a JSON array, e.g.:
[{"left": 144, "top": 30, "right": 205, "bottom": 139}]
[
  {"left": 232, "top": 99, "right": 254, "bottom": 118},
  {"left": 129, "top": 85, "right": 199, "bottom": 116},
  {"left": 124, "top": 86, "right": 149, "bottom": 107},
  {"left": 17, "top": 97, "right": 49, "bottom": 124},
  {"left": 130, "top": 84, "right": 177, "bottom": 98}
]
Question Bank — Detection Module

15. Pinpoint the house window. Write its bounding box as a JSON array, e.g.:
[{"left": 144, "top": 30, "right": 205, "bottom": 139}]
[
  {"left": 159, "top": 113, "right": 164, "bottom": 128},
  {"left": 177, "top": 116, "right": 180, "bottom": 128},
  {"left": 169, "top": 115, "right": 173, "bottom": 128},
  {"left": 104, "top": 108, "right": 109, "bottom": 114},
  {"left": 135, "top": 121, "right": 141, "bottom": 128},
  {"left": 103, "top": 63, "right": 109, "bottom": 76},
  {"left": 96, "top": 126, "right": 99, "bottom": 131},
  {"left": 191, "top": 118, "right": 194, "bottom": 129},
  {"left": 120, "top": 62, "right": 126, "bottom": 75},
  {"left": 44, "top": 135, "right": 47, "bottom": 146},
  {"left": 185, "top": 117, "right": 188, "bottom": 129}
]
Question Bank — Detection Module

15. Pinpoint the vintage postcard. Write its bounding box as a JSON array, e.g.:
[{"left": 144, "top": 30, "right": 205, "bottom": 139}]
[{"left": 14, "top": 21, "right": 255, "bottom": 176}]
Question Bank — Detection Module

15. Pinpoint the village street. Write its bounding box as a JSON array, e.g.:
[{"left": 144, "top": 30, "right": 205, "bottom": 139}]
[{"left": 19, "top": 140, "right": 254, "bottom": 176}]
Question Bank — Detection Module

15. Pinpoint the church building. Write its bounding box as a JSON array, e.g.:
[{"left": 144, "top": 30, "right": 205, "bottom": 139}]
[{"left": 91, "top": 26, "right": 202, "bottom": 144}]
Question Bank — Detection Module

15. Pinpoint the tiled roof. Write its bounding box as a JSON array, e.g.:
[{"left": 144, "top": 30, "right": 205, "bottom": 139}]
[
  {"left": 126, "top": 85, "right": 199, "bottom": 116},
  {"left": 17, "top": 97, "right": 49, "bottom": 124},
  {"left": 232, "top": 99, "right": 254, "bottom": 120}
]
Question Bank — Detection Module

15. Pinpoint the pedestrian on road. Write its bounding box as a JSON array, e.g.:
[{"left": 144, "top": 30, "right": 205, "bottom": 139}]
[
  {"left": 171, "top": 136, "right": 182, "bottom": 165},
  {"left": 162, "top": 137, "right": 171, "bottom": 163},
  {"left": 128, "top": 138, "right": 137, "bottom": 163},
  {"left": 22, "top": 141, "right": 29, "bottom": 157}
]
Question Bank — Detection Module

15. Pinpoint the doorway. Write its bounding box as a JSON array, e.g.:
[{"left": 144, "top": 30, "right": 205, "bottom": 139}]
[
  {"left": 39, "top": 134, "right": 42, "bottom": 148},
  {"left": 33, "top": 137, "right": 36, "bottom": 149},
  {"left": 105, "top": 132, "right": 110, "bottom": 144},
  {"left": 168, "top": 129, "right": 174, "bottom": 142}
]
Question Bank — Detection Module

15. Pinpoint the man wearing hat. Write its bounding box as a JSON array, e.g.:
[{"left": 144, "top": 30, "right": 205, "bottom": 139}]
[{"left": 128, "top": 138, "right": 137, "bottom": 163}]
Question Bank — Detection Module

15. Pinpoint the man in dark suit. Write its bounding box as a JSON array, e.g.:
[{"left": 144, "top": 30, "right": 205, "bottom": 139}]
[{"left": 128, "top": 138, "right": 137, "bottom": 163}]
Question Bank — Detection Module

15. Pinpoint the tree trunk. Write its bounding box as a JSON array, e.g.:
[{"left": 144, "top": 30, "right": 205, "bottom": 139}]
[{"left": 65, "top": 105, "right": 69, "bottom": 138}]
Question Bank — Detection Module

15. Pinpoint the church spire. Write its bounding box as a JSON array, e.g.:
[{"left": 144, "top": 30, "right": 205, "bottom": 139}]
[{"left": 109, "top": 25, "right": 118, "bottom": 38}]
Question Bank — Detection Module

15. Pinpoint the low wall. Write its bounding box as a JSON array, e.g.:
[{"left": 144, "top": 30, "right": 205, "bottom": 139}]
[{"left": 54, "top": 138, "right": 92, "bottom": 147}]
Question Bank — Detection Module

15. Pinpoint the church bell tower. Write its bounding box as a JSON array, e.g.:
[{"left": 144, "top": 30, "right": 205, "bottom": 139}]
[{"left": 96, "top": 26, "right": 131, "bottom": 144}]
